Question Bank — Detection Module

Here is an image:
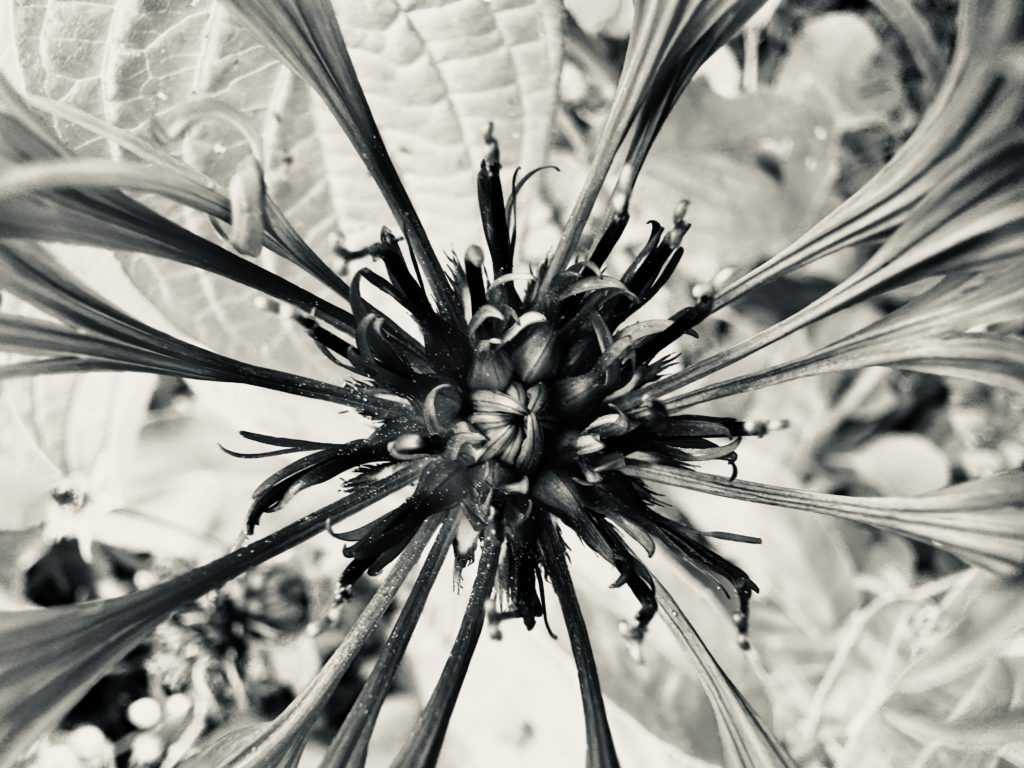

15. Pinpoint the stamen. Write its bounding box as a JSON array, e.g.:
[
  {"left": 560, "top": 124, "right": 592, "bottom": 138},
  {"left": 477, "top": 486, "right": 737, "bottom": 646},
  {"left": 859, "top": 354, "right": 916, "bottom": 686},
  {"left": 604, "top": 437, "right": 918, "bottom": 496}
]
[
  {"left": 464, "top": 245, "right": 488, "bottom": 312},
  {"left": 477, "top": 123, "right": 513, "bottom": 279}
]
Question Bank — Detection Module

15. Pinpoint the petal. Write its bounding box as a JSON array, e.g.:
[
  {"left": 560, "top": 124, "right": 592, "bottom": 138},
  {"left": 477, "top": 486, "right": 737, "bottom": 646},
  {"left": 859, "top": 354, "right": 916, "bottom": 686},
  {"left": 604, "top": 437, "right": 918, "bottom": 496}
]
[
  {"left": 0, "top": 465, "right": 418, "bottom": 766},
  {"left": 0, "top": 76, "right": 66, "bottom": 162},
  {"left": 219, "top": 0, "right": 461, "bottom": 324},
  {"left": 542, "top": 0, "right": 767, "bottom": 286},
  {"left": 0, "top": 76, "right": 354, "bottom": 328},
  {"left": 390, "top": 529, "right": 501, "bottom": 768},
  {"left": 0, "top": 242, "right": 359, "bottom": 406},
  {"left": 320, "top": 511, "right": 458, "bottom": 768},
  {"left": 624, "top": 133, "right": 1024, "bottom": 410},
  {"left": 27, "top": 92, "right": 350, "bottom": 300},
  {"left": 714, "top": 0, "right": 1024, "bottom": 308},
  {"left": 651, "top": 574, "right": 795, "bottom": 768},
  {"left": 661, "top": 264, "right": 1024, "bottom": 407},
  {"left": 540, "top": 521, "right": 621, "bottom": 768},
  {"left": 623, "top": 465, "right": 1024, "bottom": 576},
  {"left": 181, "top": 512, "right": 451, "bottom": 768},
  {"left": 0, "top": 166, "right": 353, "bottom": 333},
  {"left": 664, "top": 334, "right": 1024, "bottom": 410}
]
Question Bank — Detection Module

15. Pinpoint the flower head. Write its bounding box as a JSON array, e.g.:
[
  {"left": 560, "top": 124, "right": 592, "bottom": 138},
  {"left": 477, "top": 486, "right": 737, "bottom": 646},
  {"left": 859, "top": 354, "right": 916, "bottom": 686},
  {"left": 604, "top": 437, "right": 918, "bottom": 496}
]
[{"left": 0, "top": 0, "right": 1022, "bottom": 766}]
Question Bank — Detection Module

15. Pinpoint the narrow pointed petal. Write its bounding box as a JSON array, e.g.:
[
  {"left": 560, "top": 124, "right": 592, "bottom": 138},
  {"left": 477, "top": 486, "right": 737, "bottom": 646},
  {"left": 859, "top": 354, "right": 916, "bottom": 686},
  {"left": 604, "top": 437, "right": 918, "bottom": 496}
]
[
  {"left": 182, "top": 514, "right": 451, "bottom": 768},
  {"left": 541, "top": 0, "right": 767, "bottom": 287},
  {"left": 0, "top": 75, "right": 66, "bottom": 161},
  {"left": 665, "top": 332, "right": 1024, "bottom": 410},
  {"left": 662, "top": 264, "right": 1024, "bottom": 408},
  {"left": 0, "top": 171, "right": 353, "bottom": 332},
  {"left": 625, "top": 133, "right": 1024, "bottom": 409},
  {"left": 391, "top": 530, "right": 501, "bottom": 768},
  {"left": 540, "top": 522, "right": 621, "bottom": 768},
  {"left": 321, "top": 512, "right": 458, "bottom": 768},
  {"left": 0, "top": 466, "right": 418, "bottom": 767},
  {"left": 651, "top": 574, "right": 796, "bottom": 768},
  {"left": 0, "top": 242, "right": 361, "bottom": 406},
  {"left": 623, "top": 465, "right": 1024, "bottom": 576},
  {"left": 713, "top": 0, "right": 1024, "bottom": 308},
  {"left": 218, "top": 0, "right": 461, "bottom": 323},
  {"left": 19, "top": 90, "right": 350, "bottom": 300},
  {"left": 0, "top": 79, "right": 353, "bottom": 328}
]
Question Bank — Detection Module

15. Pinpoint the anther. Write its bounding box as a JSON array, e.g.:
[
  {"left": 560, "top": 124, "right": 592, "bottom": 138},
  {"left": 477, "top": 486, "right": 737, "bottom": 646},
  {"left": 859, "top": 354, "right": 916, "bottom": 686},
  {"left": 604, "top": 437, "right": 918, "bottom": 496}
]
[
  {"left": 500, "top": 476, "right": 531, "bottom": 495},
  {"left": 483, "top": 122, "right": 500, "bottom": 166},
  {"left": 575, "top": 433, "right": 605, "bottom": 456},
  {"left": 741, "top": 419, "right": 788, "bottom": 437}
]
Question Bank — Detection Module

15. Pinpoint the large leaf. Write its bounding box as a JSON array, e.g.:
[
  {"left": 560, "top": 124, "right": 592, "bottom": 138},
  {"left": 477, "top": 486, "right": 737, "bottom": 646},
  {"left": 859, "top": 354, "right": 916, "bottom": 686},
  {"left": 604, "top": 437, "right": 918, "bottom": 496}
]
[{"left": 10, "top": 0, "right": 562, "bottom": 384}]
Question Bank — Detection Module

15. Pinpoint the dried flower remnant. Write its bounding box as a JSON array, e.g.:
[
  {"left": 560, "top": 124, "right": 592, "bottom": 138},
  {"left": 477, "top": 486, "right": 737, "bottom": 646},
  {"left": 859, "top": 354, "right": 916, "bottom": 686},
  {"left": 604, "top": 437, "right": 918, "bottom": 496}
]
[{"left": 0, "top": 0, "right": 1021, "bottom": 767}]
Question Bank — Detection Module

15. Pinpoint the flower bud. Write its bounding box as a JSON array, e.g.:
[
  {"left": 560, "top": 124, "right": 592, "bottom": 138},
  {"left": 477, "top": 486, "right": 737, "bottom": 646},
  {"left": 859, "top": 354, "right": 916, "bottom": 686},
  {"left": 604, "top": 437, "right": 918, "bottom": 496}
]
[
  {"left": 506, "top": 319, "right": 560, "bottom": 385},
  {"left": 554, "top": 370, "right": 604, "bottom": 415},
  {"left": 468, "top": 342, "right": 514, "bottom": 390}
]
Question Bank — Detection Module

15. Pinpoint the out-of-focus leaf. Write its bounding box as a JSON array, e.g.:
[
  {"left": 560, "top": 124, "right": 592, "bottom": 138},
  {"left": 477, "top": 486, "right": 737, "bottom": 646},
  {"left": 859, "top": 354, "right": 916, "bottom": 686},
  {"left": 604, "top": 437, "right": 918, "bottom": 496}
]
[
  {"left": 0, "top": 527, "right": 43, "bottom": 608},
  {"left": 631, "top": 80, "right": 840, "bottom": 283},
  {"left": 5, "top": 371, "right": 155, "bottom": 486},
  {"left": 0, "top": 2, "right": 21, "bottom": 87},
  {"left": 94, "top": 398, "right": 361, "bottom": 561},
  {"left": 11, "top": 0, "right": 562, "bottom": 388},
  {"left": 897, "top": 574, "right": 1024, "bottom": 696},
  {"left": 774, "top": 12, "right": 910, "bottom": 133},
  {"left": 831, "top": 433, "right": 952, "bottom": 497},
  {"left": 0, "top": 393, "right": 60, "bottom": 531},
  {"left": 886, "top": 704, "right": 1024, "bottom": 751},
  {"left": 565, "top": 0, "right": 633, "bottom": 39},
  {"left": 2, "top": 245, "right": 158, "bottom": 537},
  {"left": 662, "top": 447, "right": 860, "bottom": 635},
  {"left": 806, "top": 571, "right": 1024, "bottom": 768}
]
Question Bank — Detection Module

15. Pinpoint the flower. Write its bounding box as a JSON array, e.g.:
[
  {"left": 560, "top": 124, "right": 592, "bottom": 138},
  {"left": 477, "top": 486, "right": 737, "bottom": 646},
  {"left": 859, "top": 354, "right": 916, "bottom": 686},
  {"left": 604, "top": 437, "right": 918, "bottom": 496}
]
[{"left": 0, "top": 0, "right": 1021, "bottom": 767}]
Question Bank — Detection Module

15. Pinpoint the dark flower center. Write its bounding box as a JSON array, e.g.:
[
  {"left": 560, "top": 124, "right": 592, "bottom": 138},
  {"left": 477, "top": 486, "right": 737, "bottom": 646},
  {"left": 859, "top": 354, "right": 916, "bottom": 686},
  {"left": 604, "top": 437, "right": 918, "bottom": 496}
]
[{"left": 242, "top": 129, "right": 763, "bottom": 643}]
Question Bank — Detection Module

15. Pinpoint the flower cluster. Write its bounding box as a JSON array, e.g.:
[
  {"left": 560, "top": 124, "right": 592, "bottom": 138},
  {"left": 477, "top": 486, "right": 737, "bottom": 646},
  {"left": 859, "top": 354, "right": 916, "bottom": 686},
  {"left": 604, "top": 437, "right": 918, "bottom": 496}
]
[{"left": 0, "top": 0, "right": 1022, "bottom": 766}]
